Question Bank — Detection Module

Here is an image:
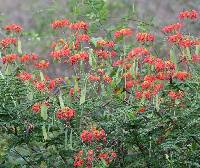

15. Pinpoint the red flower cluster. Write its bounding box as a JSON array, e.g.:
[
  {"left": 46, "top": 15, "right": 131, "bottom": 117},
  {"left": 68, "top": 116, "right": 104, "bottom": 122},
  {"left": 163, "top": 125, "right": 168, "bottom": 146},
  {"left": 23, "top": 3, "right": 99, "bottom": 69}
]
[
  {"left": 35, "top": 60, "right": 49, "bottom": 69},
  {"left": 1, "top": 54, "right": 18, "bottom": 64},
  {"left": 167, "top": 33, "right": 182, "bottom": 43},
  {"left": 50, "top": 48, "right": 70, "bottom": 59},
  {"left": 0, "top": 37, "right": 17, "bottom": 48},
  {"left": 95, "top": 49, "right": 116, "bottom": 59},
  {"left": 51, "top": 19, "right": 70, "bottom": 29},
  {"left": 17, "top": 71, "right": 32, "bottom": 81},
  {"left": 69, "top": 51, "right": 89, "bottom": 64},
  {"left": 88, "top": 74, "right": 100, "bottom": 81},
  {"left": 127, "top": 47, "right": 149, "bottom": 58},
  {"left": 136, "top": 32, "right": 155, "bottom": 42},
  {"left": 3, "top": 23, "right": 23, "bottom": 33},
  {"left": 162, "top": 22, "right": 183, "bottom": 33},
  {"left": 98, "top": 151, "right": 117, "bottom": 165},
  {"left": 56, "top": 107, "right": 76, "bottom": 120},
  {"left": 178, "top": 10, "right": 199, "bottom": 20},
  {"left": 96, "top": 39, "right": 115, "bottom": 48},
  {"left": 114, "top": 28, "right": 133, "bottom": 38},
  {"left": 32, "top": 101, "right": 50, "bottom": 113},
  {"left": 168, "top": 90, "right": 184, "bottom": 100},
  {"left": 20, "top": 53, "right": 38, "bottom": 63},
  {"left": 80, "top": 127, "right": 106, "bottom": 143},
  {"left": 70, "top": 21, "right": 88, "bottom": 31},
  {"left": 173, "top": 71, "right": 189, "bottom": 81}
]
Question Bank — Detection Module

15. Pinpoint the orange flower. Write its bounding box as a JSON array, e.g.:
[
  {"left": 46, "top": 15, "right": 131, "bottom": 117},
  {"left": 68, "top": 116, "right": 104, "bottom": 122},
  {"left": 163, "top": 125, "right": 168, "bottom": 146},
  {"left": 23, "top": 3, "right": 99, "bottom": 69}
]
[
  {"left": 114, "top": 28, "right": 133, "bottom": 38},
  {"left": 51, "top": 19, "right": 70, "bottom": 29},
  {"left": 174, "top": 71, "right": 189, "bottom": 81}
]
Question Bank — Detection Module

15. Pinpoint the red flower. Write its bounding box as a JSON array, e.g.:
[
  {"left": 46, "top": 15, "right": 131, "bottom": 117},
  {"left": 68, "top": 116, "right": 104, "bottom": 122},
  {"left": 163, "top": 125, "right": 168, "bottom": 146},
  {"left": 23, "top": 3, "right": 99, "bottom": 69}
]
[
  {"left": 167, "top": 33, "right": 182, "bottom": 43},
  {"left": 80, "top": 130, "right": 93, "bottom": 143},
  {"left": 17, "top": 71, "right": 32, "bottom": 81},
  {"left": 70, "top": 21, "right": 88, "bottom": 31},
  {"left": 48, "top": 80, "right": 56, "bottom": 90},
  {"left": 178, "top": 10, "right": 198, "bottom": 20},
  {"left": 50, "top": 48, "right": 70, "bottom": 59},
  {"left": 3, "top": 23, "right": 23, "bottom": 33},
  {"left": 20, "top": 54, "right": 30, "bottom": 63},
  {"left": 1, "top": 54, "right": 18, "bottom": 64},
  {"left": 77, "top": 34, "right": 90, "bottom": 42},
  {"left": 51, "top": 19, "right": 70, "bottom": 29},
  {"left": 136, "top": 32, "right": 155, "bottom": 42},
  {"left": 128, "top": 47, "right": 149, "bottom": 58},
  {"left": 141, "top": 81, "right": 152, "bottom": 90},
  {"left": 168, "top": 90, "right": 184, "bottom": 100},
  {"left": 35, "top": 81, "right": 46, "bottom": 91},
  {"left": 88, "top": 74, "right": 100, "bottom": 81},
  {"left": 126, "top": 80, "right": 134, "bottom": 89},
  {"left": 73, "top": 159, "right": 84, "bottom": 167},
  {"left": 114, "top": 28, "right": 133, "bottom": 38},
  {"left": 32, "top": 103, "right": 41, "bottom": 113},
  {"left": 0, "top": 37, "right": 17, "bottom": 48},
  {"left": 56, "top": 107, "right": 75, "bottom": 120},
  {"left": 174, "top": 71, "right": 189, "bottom": 81},
  {"left": 162, "top": 22, "right": 183, "bottom": 33},
  {"left": 35, "top": 60, "right": 49, "bottom": 69},
  {"left": 103, "top": 75, "right": 112, "bottom": 83}
]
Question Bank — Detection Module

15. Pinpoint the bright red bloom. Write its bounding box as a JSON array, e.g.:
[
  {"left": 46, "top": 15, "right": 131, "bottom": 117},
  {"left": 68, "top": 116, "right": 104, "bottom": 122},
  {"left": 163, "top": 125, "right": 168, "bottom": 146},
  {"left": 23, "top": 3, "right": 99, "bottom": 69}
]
[
  {"left": 103, "top": 75, "right": 112, "bottom": 83},
  {"left": 154, "top": 58, "right": 165, "bottom": 71},
  {"left": 17, "top": 71, "right": 32, "bottom": 81},
  {"left": 1, "top": 54, "right": 18, "bottom": 64},
  {"left": 168, "top": 90, "right": 184, "bottom": 100},
  {"left": 136, "top": 32, "right": 155, "bottom": 42},
  {"left": 97, "top": 39, "right": 115, "bottom": 48},
  {"left": 48, "top": 80, "right": 56, "bottom": 90},
  {"left": 35, "top": 60, "right": 49, "bottom": 69},
  {"left": 20, "top": 54, "right": 30, "bottom": 63},
  {"left": 112, "top": 59, "right": 123, "bottom": 67},
  {"left": 143, "top": 90, "right": 151, "bottom": 100},
  {"left": 127, "top": 47, "right": 149, "bottom": 58},
  {"left": 135, "top": 90, "right": 143, "bottom": 99},
  {"left": 88, "top": 74, "right": 100, "bottom": 81},
  {"left": 50, "top": 48, "right": 70, "bottom": 59},
  {"left": 126, "top": 80, "right": 134, "bottom": 89},
  {"left": 162, "top": 22, "right": 183, "bottom": 33},
  {"left": 73, "top": 159, "right": 84, "bottom": 167},
  {"left": 167, "top": 33, "right": 182, "bottom": 43},
  {"left": 0, "top": 37, "right": 17, "bottom": 48},
  {"left": 178, "top": 10, "right": 198, "bottom": 20},
  {"left": 80, "top": 130, "right": 93, "bottom": 143},
  {"left": 35, "top": 81, "right": 46, "bottom": 91},
  {"left": 32, "top": 103, "right": 41, "bottom": 113},
  {"left": 56, "top": 107, "right": 76, "bottom": 120},
  {"left": 152, "top": 83, "right": 164, "bottom": 95},
  {"left": 114, "top": 28, "right": 133, "bottom": 38},
  {"left": 70, "top": 21, "right": 88, "bottom": 31},
  {"left": 141, "top": 80, "right": 152, "bottom": 90},
  {"left": 3, "top": 23, "right": 23, "bottom": 33},
  {"left": 51, "top": 19, "right": 70, "bottom": 29},
  {"left": 77, "top": 34, "right": 90, "bottom": 42},
  {"left": 178, "top": 38, "right": 195, "bottom": 48},
  {"left": 174, "top": 71, "right": 189, "bottom": 81}
]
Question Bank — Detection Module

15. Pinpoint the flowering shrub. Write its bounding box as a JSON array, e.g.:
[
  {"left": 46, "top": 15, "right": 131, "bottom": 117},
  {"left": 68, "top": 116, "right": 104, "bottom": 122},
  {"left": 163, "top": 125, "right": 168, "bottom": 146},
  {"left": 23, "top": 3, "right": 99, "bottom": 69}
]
[{"left": 0, "top": 3, "right": 200, "bottom": 167}]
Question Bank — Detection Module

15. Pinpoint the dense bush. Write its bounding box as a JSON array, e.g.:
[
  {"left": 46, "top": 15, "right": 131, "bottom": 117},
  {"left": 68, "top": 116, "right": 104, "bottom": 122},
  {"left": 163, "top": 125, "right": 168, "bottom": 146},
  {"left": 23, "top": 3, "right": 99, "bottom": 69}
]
[{"left": 0, "top": 1, "right": 200, "bottom": 167}]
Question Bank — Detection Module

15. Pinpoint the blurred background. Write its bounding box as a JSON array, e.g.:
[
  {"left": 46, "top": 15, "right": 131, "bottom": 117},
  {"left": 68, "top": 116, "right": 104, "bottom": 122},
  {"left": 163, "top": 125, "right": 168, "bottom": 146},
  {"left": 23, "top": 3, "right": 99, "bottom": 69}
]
[{"left": 0, "top": 0, "right": 199, "bottom": 76}]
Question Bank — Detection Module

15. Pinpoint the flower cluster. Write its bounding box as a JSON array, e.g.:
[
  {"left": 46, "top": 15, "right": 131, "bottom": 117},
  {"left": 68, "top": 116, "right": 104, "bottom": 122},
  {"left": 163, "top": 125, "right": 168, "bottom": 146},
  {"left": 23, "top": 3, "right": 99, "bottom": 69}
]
[
  {"left": 80, "top": 127, "right": 106, "bottom": 143},
  {"left": 3, "top": 23, "right": 23, "bottom": 33},
  {"left": 56, "top": 107, "right": 76, "bottom": 120},
  {"left": 178, "top": 10, "right": 199, "bottom": 20},
  {"left": 136, "top": 32, "right": 155, "bottom": 42}
]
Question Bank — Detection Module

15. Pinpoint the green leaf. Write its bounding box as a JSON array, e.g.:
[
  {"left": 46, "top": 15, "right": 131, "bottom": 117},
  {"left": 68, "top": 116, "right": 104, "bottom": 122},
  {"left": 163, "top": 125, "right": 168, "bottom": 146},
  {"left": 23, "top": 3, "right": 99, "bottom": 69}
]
[
  {"left": 195, "top": 45, "right": 200, "bottom": 55},
  {"left": 41, "top": 104, "right": 48, "bottom": 120},
  {"left": 42, "top": 125, "right": 48, "bottom": 140},
  {"left": 58, "top": 92, "right": 65, "bottom": 108},
  {"left": 17, "top": 38, "right": 22, "bottom": 54},
  {"left": 80, "top": 81, "right": 87, "bottom": 105},
  {"left": 40, "top": 71, "right": 45, "bottom": 81}
]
